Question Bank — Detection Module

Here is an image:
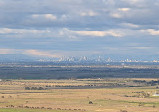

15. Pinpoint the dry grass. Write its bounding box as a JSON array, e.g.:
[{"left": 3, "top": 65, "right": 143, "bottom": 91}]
[{"left": 0, "top": 79, "right": 158, "bottom": 112}]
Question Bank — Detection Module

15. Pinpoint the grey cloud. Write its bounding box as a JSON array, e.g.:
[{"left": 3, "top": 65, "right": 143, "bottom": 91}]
[{"left": 0, "top": 0, "right": 159, "bottom": 57}]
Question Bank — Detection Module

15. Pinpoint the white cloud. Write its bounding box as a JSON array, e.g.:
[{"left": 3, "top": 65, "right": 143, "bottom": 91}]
[
  {"left": 0, "top": 48, "right": 27, "bottom": 54},
  {"left": 0, "top": 49, "right": 15, "bottom": 54},
  {"left": 24, "top": 50, "right": 61, "bottom": 58},
  {"left": 80, "top": 10, "right": 98, "bottom": 16},
  {"left": 44, "top": 14, "right": 57, "bottom": 20},
  {"left": 146, "top": 29, "right": 159, "bottom": 35},
  {"left": 0, "top": 28, "right": 13, "bottom": 34},
  {"left": 1, "top": 0, "right": 159, "bottom": 57},
  {"left": 141, "top": 29, "right": 159, "bottom": 35},
  {"left": 32, "top": 14, "right": 57, "bottom": 21},
  {"left": 0, "top": 28, "right": 50, "bottom": 35},
  {"left": 73, "top": 30, "right": 124, "bottom": 37},
  {"left": 121, "top": 0, "right": 144, "bottom": 5},
  {"left": 118, "top": 8, "right": 130, "bottom": 12},
  {"left": 0, "top": 48, "right": 62, "bottom": 58},
  {"left": 133, "top": 47, "right": 153, "bottom": 50},
  {"left": 110, "top": 8, "right": 130, "bottom": 19},
  {"left": 121, "top": 23, "right": 139, "bottom": 28},
  {"left": 110, "top": 13, "right": 122, "bottom": 18}
]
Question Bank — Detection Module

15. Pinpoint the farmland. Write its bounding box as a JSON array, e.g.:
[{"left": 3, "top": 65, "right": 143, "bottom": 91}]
[{"left": 0, "top": 79, "right": 159, "bottom": 112}]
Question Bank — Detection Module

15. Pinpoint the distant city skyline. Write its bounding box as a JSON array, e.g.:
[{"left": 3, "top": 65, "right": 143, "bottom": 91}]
[
  {"left": 0, "top": 54, "right": 159, "bottom": 63},
  {"left": 1, "top": 0, "right": 159, "bottom": 58}
]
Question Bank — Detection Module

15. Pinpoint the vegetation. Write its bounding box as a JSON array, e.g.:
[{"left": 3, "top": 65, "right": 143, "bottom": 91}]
[
  {"left": 0, "top": 79, "right": 158, "bottom": 112},
  {"left": 0, "top": 65, "right": 159, "bottom": 79}
]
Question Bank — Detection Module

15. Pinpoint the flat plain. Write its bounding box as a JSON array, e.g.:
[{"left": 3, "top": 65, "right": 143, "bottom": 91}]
[{"left": 0, "top": 79, "right": 158, "bottom": 112}]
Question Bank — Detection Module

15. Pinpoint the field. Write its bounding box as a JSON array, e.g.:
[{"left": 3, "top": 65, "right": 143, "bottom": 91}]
[{"left": 0, "top": 79, "right": 159, "bottom": 112}]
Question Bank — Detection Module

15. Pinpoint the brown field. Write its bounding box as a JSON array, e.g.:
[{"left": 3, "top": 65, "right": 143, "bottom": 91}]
[{"left": 0, "top": 79, "right": 159, "bottom": 112}]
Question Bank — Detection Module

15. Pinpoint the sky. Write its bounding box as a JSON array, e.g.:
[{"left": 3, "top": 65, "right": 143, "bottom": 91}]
[{"left": 1, "top": 0, "right": 159, "bottom": 58}]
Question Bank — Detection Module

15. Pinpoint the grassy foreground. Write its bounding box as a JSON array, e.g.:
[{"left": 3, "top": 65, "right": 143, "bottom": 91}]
[
  {"left": 0, "top": 79, "right": 159, "bottom": 112},
  {"left": 0, "top": 108, "right": 72, "bottom": 112}
]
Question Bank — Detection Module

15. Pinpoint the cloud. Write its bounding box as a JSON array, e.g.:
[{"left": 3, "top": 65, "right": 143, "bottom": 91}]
[
  {"left": 141, "top": 29, "right": 159, "bottom": 35},
  {"left": 0, "top": 28, "right": 49, "bottom": 34},
  {"left": 0, "top": 48, "right": 64, "bottom": 58},
  {"left": 32, "top": 14, "right": 57, "bottom": 21},
  {"left": 110, "top": 13, "right": 123, "bottom": 18},
  {"left": 24, "top": 50, "right": 62, "bottom": 58},
  {"left": 120, "top": 23, "right": 139, "bottom": 28},
  {"left": 0, "top": 48, "right": 62, "bottom": 58},
  {"left": 80, "top": 10, "right": 98, "bottom": 16},
  {"left": 0, "top": 48, "right": 27, "bottom": 54},
  {"left": 118, "top": 8, "right": 130, "bottom": 12},
  {"left": 0, "top": 49, "right": 16, "bottom": 54},
  {"left": 0, "top": 0, "right": 159, "bottom": 57},
  {"left": 73, "top": 30, "right": 124, "bottom": 37},
  {"left": 0, "top": 48, "right": 101, "bottom": 58},
  {"left": 0, "top": 27, "right": 125, "bottom": 39},
  {"left": 58, "top": 28, "right": 125, "bottom": 38}
]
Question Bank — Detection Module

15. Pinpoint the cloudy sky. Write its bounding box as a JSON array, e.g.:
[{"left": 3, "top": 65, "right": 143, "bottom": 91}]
[{"left": 0, "top": 0, "right": 159, "bottom": 58}]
